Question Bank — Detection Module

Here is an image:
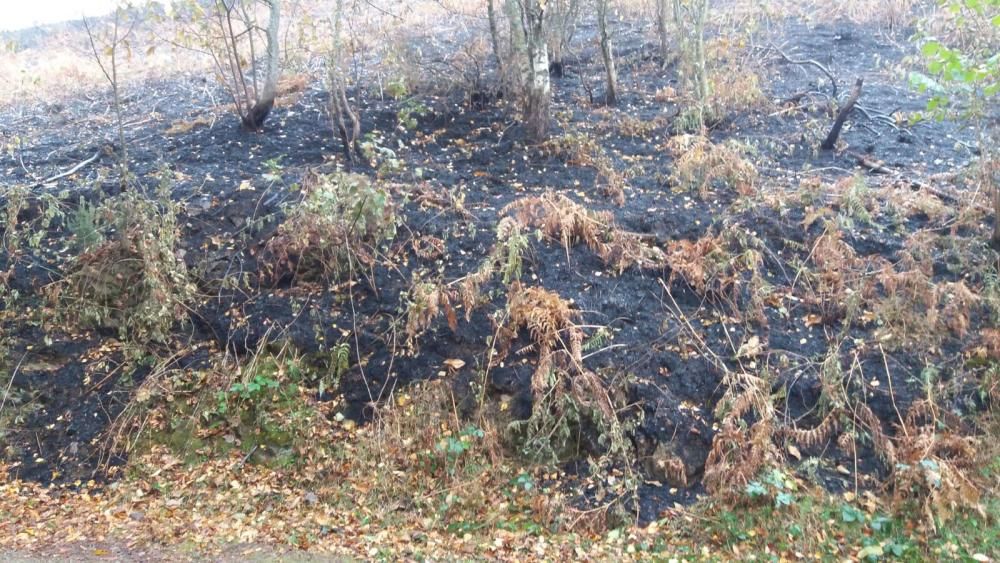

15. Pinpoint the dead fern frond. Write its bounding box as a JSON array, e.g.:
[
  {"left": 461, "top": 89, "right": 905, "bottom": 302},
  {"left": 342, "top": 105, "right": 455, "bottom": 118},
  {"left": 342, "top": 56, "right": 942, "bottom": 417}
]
[
  {"left": 704, "top": 417, "right": 777, "bottom": 496},
  {"left": 781, "top": 409, "right": 843, "bottom": 449},
  {"left": 507, "top": 282, "right": 578, "bottom": 362},
  {"left": 405, "top": 279, "right": 457, "bottom": 349},
  {"left": 853, "top": 403, "right": 897, "bottom": 467},
  {"left": 501, "top": 192, "right": 666, "bottom": 272},
  {"left": 666, "top": 135, "right": 758, "bottom": 197},
  {"left": 892, "top": 413, "right": 981, "bottom": 531},
  {"left": 704, "top": 371, "right": 779, "bottom": 497},
  {"left": 902, "top": 399, "right": 965, "bottom": 434},
  {"left": 664, "top": 235, "right": 724, "bottom": 294}
]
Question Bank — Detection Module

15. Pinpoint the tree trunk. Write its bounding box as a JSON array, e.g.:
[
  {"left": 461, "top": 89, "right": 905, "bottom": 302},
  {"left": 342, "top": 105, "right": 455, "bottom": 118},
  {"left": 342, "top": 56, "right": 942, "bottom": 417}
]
[
  {"left": 506, "top": 0, "right": 550, "bottom": 142},
  {"left": 597, "top": 0, "right": 618, "bottom": 105},
  {"left": 988, "top": 131, "right": 1000, "bottom": 248},
  {"left": 243, "top": 0, "right": 281, "bottom": 130},
  {"left": 821, "top": 78, "right": 863, "bottom": 150},
  {"left": 329, "top": 0, "right": 361, "bottom": 163},
  {"left": 656, "top": 0, "right": 668, "bottom": 65},
  {"left": 673, "top": 0, "right": 709, "bottom": 129},
  {"left": 546, "top": 0, "right": 580, "bottom": 79},
  {"left": 993, "top": 184, "right": 1000, "bottom": 248},
  {"left": 693, "top": 0, "right": 709, "bottom": 120},
  {"left": 524, "top": 1, "right": 550, "bottom": 141},
  {"left": 487, "top": 0, "right": 505, "bottom": 78}
]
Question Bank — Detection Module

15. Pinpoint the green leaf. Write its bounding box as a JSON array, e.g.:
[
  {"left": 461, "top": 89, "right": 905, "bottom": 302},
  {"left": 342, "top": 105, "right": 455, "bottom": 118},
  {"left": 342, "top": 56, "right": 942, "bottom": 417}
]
[
  {"left": 841, "top": 505, "right": 864, "bottom": 523},
  {"left": 858, "top": 544, "right": 884, "bottom": 560},
  {"left": 775, "top": 492, "right": 795, "bottom": 507},
  {"left": 921, "top": 40, "right": 942, "bottom": 57},
  {"left": 745, "top": 482, "right": 767, "bottom": 497}
]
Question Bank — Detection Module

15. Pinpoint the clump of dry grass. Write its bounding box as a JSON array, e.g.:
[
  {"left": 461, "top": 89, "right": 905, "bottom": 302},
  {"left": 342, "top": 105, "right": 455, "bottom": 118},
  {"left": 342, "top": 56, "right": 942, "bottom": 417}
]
[
  {"left": 666, "top": 135, "right": 758, "bottom": 197},
  {"left": 710, "top": 64, "right": 769, "bottom": 116},
  {"left": 890, "top": 400, "right": 982, "bottom": 532},
  {"left": 918, "top": 0, "right": 1000, "bottom": 56},
  {"left": 723, "top": 0, "right": 916, "bottom": 29},
  {"left": 164, "top": 115, "right": 215, "bottom": 136},
  {"left": 615, "top": 113, "right": 670, "bottom": 139},
  {"left": 352, "top": 378, "right": 568, "bottom": 531},
  {"left": 704, "top": 39, "right": 770, "bottom": 117}
]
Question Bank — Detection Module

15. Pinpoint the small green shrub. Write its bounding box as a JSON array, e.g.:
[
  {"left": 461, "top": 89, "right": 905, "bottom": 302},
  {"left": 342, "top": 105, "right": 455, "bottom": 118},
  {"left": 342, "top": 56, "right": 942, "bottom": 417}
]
[
  {"left": 397, "top": 98, "right": 429, "bottom": 131},
  {"left": 66, "top": 196, "right": 104, "bottom": 252},
  {"left": 262, "top": 172, "right": 397, "bottom": 283},
  {"left": 49, "top": 186, "right": 194, "bottom": 345}
]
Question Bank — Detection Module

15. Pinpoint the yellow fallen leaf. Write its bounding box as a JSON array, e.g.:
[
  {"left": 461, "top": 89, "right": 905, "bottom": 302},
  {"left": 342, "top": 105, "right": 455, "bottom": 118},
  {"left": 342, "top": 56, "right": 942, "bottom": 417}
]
[{"left": 787, "top": 444, "right": 801, "bottom": 460}]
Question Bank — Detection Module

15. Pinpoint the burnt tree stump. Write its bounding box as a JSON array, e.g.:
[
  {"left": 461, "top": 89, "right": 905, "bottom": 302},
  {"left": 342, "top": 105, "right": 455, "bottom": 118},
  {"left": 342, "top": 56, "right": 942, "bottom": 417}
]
[{"left": 821, "top": 77, "right": 864, "bottom": 150}]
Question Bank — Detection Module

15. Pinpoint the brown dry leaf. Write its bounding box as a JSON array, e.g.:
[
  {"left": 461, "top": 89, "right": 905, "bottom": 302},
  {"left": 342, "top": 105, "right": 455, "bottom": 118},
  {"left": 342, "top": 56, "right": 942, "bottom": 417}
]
[
  {"left": 443, "top": 358, "right": 466, "bottom": 370},
  {"left": 737, "top": 335, "right": 763, "bottom": 359},
  {"left": 787, "top": 444, "right": 802, "bottom": 460}
]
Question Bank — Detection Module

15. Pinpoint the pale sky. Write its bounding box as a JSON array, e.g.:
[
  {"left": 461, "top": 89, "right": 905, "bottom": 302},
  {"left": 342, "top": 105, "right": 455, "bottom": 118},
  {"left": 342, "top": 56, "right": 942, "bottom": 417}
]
[{"left": 3, "top": 0, "right": 121, "bottom": 31}]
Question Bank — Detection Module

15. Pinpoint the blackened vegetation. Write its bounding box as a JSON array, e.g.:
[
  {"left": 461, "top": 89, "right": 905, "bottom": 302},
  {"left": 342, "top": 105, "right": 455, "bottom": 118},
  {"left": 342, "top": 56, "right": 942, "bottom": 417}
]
[{"left": 0, "top": 15, "right": 992, "bottom": 522}]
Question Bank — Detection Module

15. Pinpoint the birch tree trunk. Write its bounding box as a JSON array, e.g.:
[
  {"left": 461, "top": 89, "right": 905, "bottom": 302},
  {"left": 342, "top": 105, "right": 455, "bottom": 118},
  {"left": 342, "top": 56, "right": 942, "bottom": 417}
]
[
  {"left": 597, "top": 0, "right": 618, "bottom": 105},
  {"left": 693, "top": 0, "right": 709, "bottom": 111},
  {"left": 329, "top": 0, "right": 361, "bottom": 163},
  {"left": 673, "top": 0, "right": 710, "bottom": 130},
  {"left": 505, "top": 0, "right": 550, "bottom": 142}
]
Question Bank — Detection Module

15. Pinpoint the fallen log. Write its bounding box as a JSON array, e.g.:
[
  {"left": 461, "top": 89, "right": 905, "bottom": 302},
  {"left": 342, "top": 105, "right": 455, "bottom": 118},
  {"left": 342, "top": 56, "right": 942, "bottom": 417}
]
[{"left": 821, "top": 78, "right": 863, "bottom": 150}]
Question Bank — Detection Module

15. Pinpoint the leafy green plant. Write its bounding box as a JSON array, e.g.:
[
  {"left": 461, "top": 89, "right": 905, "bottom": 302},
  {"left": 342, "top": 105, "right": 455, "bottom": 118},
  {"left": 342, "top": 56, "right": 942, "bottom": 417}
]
[
  {"left": 1, "top": 185, "right": 65, "bottom": 257},
  {"left": 837, "top": 174, "right": 874, "bottom": 229},
  {"left": 910, "top": 0, "right": 999, "bottom": 119},
  {"left": 66, "top": 196, "right": 104, "bottom": 252},
  {"left": 49, "top": 179, "right": 195, "bottom": 345},
  {"left": 385, "top": 76, "right": 409, "bottom": 99},
  {"left": 436, "top": 424, "right": 486, "bottom": 476},
  {"left": 912, "top": 1, "right": 1000, "bottom": 244},
  {"left": 744, "top": 468, "right": 798, "bottom": 509},
  {"left": 397, "top": 98, "right": 429, "bottom": 131},
  {"left": 216, "top": 373, "right": 281, "bottom": 415},
  {"left": 262, "top": 172, "right": 397, "bottom": 283}
]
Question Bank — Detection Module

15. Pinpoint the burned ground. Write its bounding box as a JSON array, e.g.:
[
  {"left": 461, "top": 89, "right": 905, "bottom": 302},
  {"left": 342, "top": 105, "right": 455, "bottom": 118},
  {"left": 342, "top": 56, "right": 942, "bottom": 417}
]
[{"left": 0, "top": 8, "right": 995, "bottom": 534}]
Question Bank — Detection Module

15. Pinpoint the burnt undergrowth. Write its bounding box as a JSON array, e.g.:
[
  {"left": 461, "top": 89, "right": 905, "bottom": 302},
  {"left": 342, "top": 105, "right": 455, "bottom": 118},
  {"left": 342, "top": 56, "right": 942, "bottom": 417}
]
[{"left": 1, "top": 10, "right": 997, "bottom": 529}]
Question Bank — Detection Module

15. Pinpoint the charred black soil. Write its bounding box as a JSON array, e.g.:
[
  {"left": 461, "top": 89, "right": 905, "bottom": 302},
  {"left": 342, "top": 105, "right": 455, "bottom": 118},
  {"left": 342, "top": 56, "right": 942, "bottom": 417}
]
[{"left": 1, "top": 10, "right": 995, "bottom": 525}]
